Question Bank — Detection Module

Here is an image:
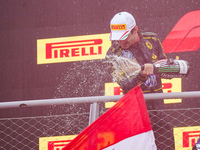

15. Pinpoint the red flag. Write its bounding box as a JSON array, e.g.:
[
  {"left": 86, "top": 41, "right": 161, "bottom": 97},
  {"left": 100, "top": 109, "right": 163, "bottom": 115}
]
[{"left": 62, "top": 85, "right": 156, "bottom": 150}]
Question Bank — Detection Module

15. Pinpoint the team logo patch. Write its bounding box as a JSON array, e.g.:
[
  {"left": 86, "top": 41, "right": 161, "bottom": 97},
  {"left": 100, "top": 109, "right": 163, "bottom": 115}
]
[
  {"left": 146, "top": 41, "right": 153, "bottom": 49},
  {"left": 152, "top": 53, "right": 157, "bottom": 59},
  {"left": 122, "top": 50, "right": 133, "bottom": 58},
  {"left": 144, "top": 74, "right": 157, "bottom": 87}
]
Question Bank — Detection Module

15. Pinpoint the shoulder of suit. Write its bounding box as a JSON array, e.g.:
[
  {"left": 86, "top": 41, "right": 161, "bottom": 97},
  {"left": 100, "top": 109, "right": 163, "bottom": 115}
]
[
  {"left": 141, "top": 32, "right": 158, "bottom": 37},
  {"left": 140, "top": 32, "right": 159, "bottom": 41}
]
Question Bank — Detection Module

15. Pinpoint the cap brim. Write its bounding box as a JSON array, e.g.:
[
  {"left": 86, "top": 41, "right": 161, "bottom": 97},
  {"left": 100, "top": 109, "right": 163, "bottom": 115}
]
[{"left": 110, "top": 30, "right": 130, "bottom": 41}]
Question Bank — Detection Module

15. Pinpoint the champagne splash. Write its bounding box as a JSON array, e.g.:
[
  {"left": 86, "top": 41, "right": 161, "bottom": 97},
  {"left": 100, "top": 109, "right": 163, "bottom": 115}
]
[{"left": 106, "top": 56, "right": 141, "bottom": 82}]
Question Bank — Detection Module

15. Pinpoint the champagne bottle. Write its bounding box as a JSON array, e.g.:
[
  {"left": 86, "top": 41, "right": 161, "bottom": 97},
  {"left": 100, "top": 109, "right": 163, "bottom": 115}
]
[{"left": 153, "top": 58, "right": 190, "bottom": 79}]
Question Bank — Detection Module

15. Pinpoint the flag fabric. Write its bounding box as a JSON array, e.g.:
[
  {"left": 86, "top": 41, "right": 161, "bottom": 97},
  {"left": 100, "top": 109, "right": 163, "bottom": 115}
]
[{"left": 62, "top": 85, "right": 157, "bottom": 150}]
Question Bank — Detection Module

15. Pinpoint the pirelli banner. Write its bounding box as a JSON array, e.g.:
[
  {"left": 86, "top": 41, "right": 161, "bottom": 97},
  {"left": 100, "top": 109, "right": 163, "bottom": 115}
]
[
  {"left": 39, "top": 135, "right": 77, "bottom": 150},
  {"left": 174, "top": 126, "right": 200, "bottom": 149},
  {"left": 37, "top": 34, "right": 110, "bottom": 64}
]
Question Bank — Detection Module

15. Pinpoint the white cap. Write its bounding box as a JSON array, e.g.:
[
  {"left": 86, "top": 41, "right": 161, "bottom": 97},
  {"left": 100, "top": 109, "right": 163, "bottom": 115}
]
[{"left": 110, "top": 12, "right": 136, "bottom": 41}]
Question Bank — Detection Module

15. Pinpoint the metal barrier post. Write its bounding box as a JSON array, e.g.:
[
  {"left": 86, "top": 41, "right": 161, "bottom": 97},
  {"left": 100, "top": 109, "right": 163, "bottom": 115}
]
[{"left": 89, "top": 102, "right": 99, "bottom": 125}]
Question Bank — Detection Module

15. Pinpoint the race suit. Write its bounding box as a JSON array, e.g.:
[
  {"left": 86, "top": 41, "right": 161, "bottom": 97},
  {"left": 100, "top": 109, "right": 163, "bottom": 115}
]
[
  {"left": 106, "top": 32, "right": 167, "bottom": 94},
  {"left": 106, "top": 32, "right": 174, "bottom": 149}
]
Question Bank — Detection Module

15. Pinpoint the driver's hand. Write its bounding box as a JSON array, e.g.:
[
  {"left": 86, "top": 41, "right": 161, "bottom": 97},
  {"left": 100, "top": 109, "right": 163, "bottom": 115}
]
[{"left": 140, "top": 63, "right": 154, "bottom": 76}]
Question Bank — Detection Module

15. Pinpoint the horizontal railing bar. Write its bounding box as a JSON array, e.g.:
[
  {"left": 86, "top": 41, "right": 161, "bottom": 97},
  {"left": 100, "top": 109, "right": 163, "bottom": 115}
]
[{"left": 0, "top": 91, "right": 200, "bottom": 109}]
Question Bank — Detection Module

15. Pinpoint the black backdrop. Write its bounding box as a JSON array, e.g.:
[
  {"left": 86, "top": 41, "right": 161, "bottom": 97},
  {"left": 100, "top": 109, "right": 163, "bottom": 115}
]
[{"left": 1, "top": 0, "right": 200, "bottom": 117}]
